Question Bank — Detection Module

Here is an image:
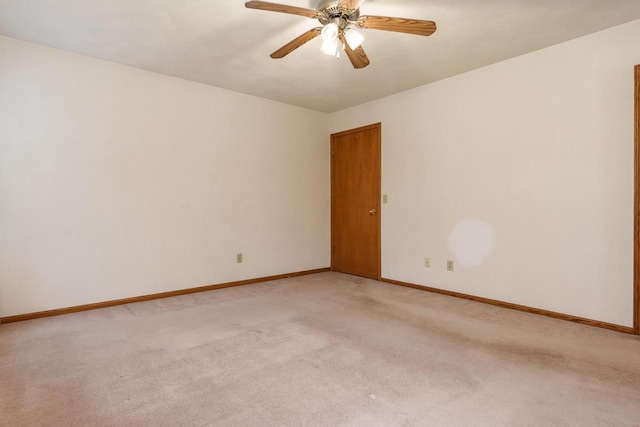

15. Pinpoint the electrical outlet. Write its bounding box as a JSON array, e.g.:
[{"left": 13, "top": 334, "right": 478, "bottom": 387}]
[
  {"left": 424, "top": 257, "right": 431, "bottom": 268},
  {"left": 237, "top": 253, "right": 243, "bottom": 264},
  {"left": 447, "top": 260, "right": 454, "bottom": 271}
]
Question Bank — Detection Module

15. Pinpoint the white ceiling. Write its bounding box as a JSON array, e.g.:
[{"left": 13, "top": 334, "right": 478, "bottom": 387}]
[{"left": 1, "top": 0, "right": 640, "bottom": 112}]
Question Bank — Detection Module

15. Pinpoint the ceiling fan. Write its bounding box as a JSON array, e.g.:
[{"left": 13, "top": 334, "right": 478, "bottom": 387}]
[{"left": 245, "top": 0, "right": 437, "bottom": 69}]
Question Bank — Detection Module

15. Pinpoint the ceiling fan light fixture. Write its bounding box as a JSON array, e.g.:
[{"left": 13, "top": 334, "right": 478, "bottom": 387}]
[{"left": 344, "top": 27, "right": 364, "bottom": 50}]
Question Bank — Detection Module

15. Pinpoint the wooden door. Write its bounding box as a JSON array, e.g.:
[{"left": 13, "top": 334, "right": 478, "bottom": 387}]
[{"left": 331, "top": 123, "right": 381, "bottom": 279}]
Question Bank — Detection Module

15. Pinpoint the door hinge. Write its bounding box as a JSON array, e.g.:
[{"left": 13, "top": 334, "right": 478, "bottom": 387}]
[
  {"left": 332, "top": 246, "right": 336, "bottom": 254},
  {"left": 331, "top": 148, "right": 335, "bottom": 156}
]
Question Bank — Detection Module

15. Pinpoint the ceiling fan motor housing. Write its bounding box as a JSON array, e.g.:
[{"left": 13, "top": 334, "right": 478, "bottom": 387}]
[{"left": 317, "top": 0, "right": 360, "bottom": 26}]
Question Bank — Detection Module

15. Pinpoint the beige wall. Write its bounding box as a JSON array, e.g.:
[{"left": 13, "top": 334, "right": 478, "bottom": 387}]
[
  {"left": 329, "top": 20, "right": 640, "bottom": 327},
  {"left": 0, "top": 37, "right": 330, "bottom": 317}
]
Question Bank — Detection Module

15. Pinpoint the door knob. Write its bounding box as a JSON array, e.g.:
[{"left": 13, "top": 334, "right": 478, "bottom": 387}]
[{"left": 369, "top": 209, "right": 377, "bottom": 215}]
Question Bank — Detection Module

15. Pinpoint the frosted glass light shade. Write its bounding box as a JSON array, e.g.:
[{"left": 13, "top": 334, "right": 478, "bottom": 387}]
[
  {"left": 344, "top": 27, "right": 364, "bottom": 50},
  {"left": 321, "top": 22, "right": 339, "bottom": 42}
]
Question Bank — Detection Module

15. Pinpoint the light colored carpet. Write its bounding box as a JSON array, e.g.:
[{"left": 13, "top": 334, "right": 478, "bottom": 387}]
[{"left": 1, "top": 272, "right": 639, "bottom": 426}]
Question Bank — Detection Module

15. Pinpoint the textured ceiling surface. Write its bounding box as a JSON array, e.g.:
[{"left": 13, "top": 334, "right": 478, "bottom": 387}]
[{"left": 1, "top": 0, "right": 640, "bottom": 112}]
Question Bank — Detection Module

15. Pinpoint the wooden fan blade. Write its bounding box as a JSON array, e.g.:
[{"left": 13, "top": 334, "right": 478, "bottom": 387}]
[
  {"left": 338, "top": 0, "right": 364, "bottom": 11},
  {"left": 271, "top": 28, "right": 322, "bottom": 59},
  {"left": 357, "top": 16, "right": 437, "bottom": 36},
  {"left": 245, "top": 1, "right": 319, "bottom": 19},
  {"left": 340, "top": 35, "right": 370, "bottom": 69}
]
